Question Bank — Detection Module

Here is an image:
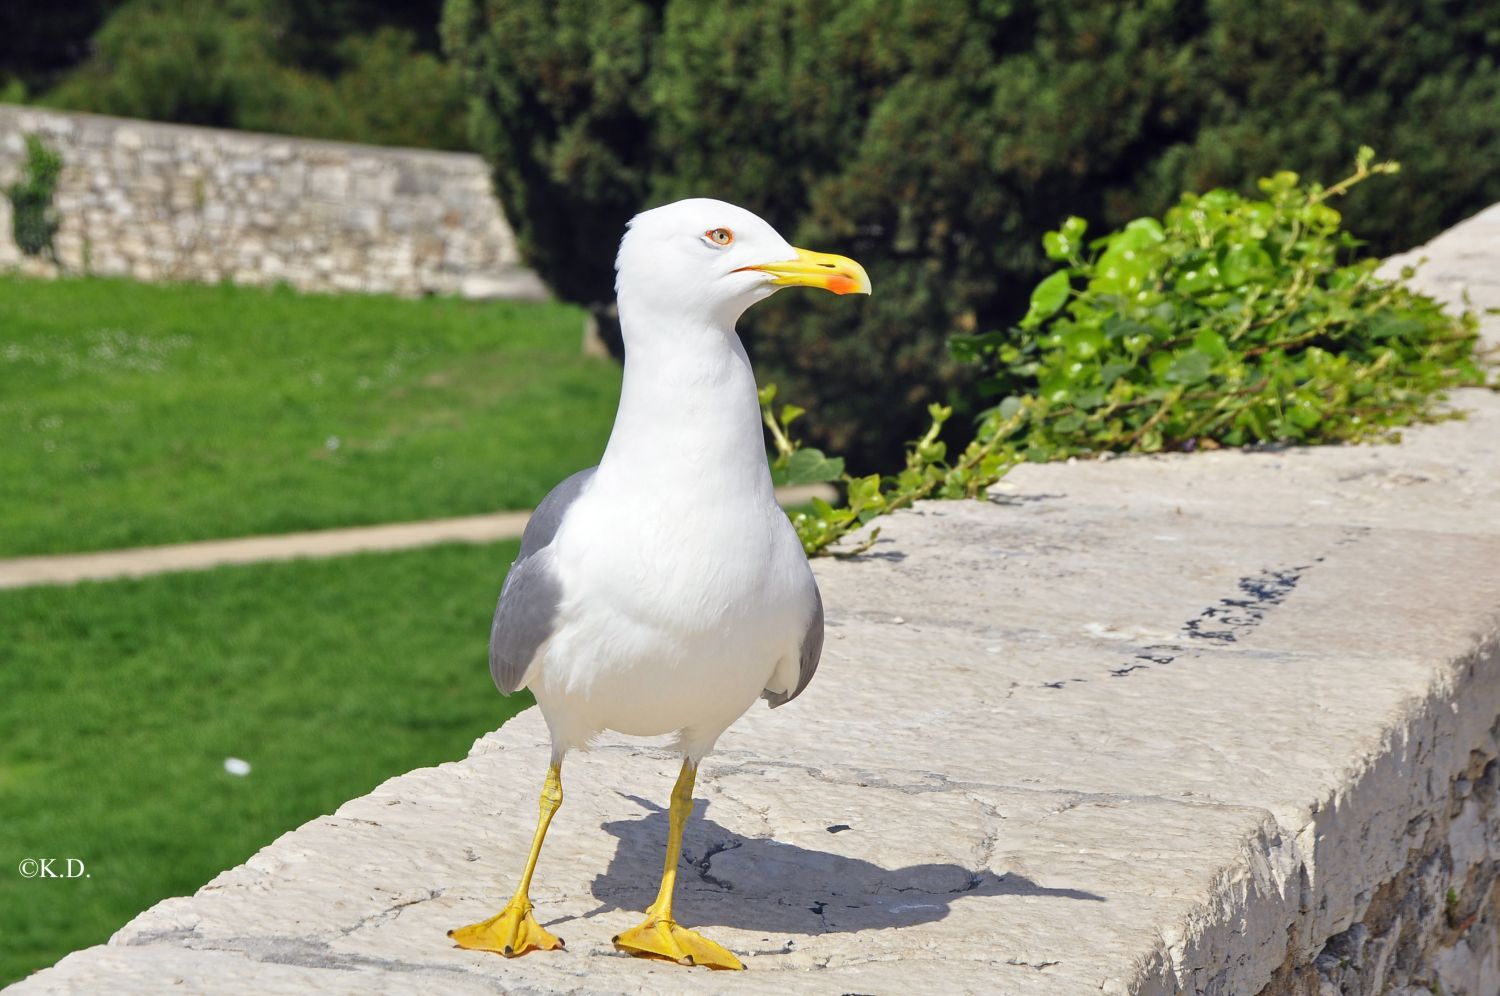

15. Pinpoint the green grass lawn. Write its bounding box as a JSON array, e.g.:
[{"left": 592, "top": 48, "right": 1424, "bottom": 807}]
[
  {"left": 0, "top": 276, "right": 620, "bottom": 557},
  {"left": 0, "top": 541, "right": 532, "bottom": 986}
]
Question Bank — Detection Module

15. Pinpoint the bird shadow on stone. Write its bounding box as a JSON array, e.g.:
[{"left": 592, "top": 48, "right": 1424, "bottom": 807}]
[{"left": 566, "top": 794, "right": 1103, "bottom": 938}]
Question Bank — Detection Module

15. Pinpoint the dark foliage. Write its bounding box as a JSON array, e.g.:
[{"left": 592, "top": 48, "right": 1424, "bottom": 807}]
[
  {"left": 444, "top": 0, "right": 1500, "bottom": 470},
  {"left": 10, "top": 0, "right": 466, "bottom": 151},
  {"left": 0, "top": 2, "right": 121, "bottom": 99},
  {"left": 4, "top": 136, "right": 63, "bottom": 259}
]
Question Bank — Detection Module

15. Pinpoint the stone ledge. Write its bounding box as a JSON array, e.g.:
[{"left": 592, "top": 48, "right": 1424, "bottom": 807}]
[{"left": 9, "top": 207, "right": 1500, "bottom": 994}]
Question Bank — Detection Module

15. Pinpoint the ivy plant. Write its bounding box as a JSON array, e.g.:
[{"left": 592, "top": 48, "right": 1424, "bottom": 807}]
[
  {"left": 763, "top": 386, "right": 1033, "bottom": 557},
  {"left": 5, "top": 135, "right": 63, "bottom": 260},
  {"left": 955, "top": 147, "right": 1491, "bottom": 456},
  {"left": 769, "top": 150, "right": 1495, "bottom": 556}
]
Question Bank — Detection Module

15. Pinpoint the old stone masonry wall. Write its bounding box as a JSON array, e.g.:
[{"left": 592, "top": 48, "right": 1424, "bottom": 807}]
[{"left": 0, "top": 104, "right": 547, "bottom": 299}]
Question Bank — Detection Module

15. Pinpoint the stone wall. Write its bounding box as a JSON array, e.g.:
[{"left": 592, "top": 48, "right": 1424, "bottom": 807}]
[
  {"left": 0, "top": 104, "right": 547, "bottom": 300},
  {"left": 8, "top": 203, "right": 1500, "bottom": 995},
  {"left": 1295, "top": 732, "right": 1500, "bottom": 994}
]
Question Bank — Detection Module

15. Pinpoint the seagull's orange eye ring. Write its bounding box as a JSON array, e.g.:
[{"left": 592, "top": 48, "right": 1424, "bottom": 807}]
[{"left": 706, "top": 227, "right": 734, "bottom": 247}]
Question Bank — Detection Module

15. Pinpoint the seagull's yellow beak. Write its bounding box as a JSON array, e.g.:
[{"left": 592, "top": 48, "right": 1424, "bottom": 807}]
[{"left": 738, "top": 247, "right": 872, "bottom": 296}]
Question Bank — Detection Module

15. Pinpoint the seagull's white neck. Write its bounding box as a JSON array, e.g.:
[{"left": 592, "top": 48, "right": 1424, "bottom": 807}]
[{"left": 597, "top": 301, "right": 773, "bottom": 505}]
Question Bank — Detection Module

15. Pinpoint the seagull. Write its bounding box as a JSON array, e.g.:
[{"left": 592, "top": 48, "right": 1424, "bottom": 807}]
[{"left": 448, "top": 198, "right": 870, "bottom": 970}]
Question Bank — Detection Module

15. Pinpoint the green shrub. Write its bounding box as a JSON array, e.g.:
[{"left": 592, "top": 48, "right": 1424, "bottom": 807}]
[
  {"left": 318, "top": 28, "right": 468, "bottom": 151},
  {"left": 443, "top": 0, "right": 1500, "bottom": 470},
  {"left": 38, "top": 0, "right": 467, "bottom": 150},
  {"left": 769, "top": 155, "right": 1495, "bottom": 556},
  {"left": 5, "top": 135, "right": 63, "bottom": 259},
  {"left": 41, "top": 0, "right": 265, "bottom": 127},
  {"left": 956, "top": 148, "right": 1492, "bottom": 456}
]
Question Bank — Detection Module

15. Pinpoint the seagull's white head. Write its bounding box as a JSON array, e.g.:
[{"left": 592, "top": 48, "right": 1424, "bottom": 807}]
[{"left": 615, "top": 198, "right": 871, "bottom": 329}]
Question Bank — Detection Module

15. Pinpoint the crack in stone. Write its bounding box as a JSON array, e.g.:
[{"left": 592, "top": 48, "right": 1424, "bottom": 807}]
[
  {"left": 820, "top": 951, "right": 1076, "bottom": 973},
  {"left": 807, "top": 899, "right": 834, "bottom": 932},
  {"left": 728, "top": 756, "right": 1265, "bottom": 821},
  {"left": 688, "top": 838, "right": 742, "bottom": 892},
  {"left": 168, "top": 934, "right": 482, "bottom": 980},
  {"left": 338, "top": 888, "right": 445, "bottom": 937},
  {"left": 1035, "top": 797, "right": 1085, "bottom": 826},
  {"left": 1183, "top": 564, "right": 1311, "bottom": 645},
  {"left": 1085, "top": 525, "right": 1375, "bottom": 685}
]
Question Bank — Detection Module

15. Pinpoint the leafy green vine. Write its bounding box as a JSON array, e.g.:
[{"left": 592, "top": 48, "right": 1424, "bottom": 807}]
[
  {"left": 5, "top": 135, "right": 63, "bottom": 261},
  {"left": 767, "top": 149, "right": 1496, "bottom": 557}
]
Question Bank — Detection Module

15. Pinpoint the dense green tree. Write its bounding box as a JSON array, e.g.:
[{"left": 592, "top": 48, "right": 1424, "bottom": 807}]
[
  {"left": 18, "top": 0, "right": 466, "bottom": 150},
  {"left": 261, "top": 0, "right": 447, "bottom": 74},
  {"left": 444, "top": 0, "right": 1500, "bottom": 468}
]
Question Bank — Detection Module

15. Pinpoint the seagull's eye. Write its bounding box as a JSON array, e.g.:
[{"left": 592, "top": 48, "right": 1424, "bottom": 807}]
[{"left": 705, "top": 228, "right": 734, "bottom": 247}]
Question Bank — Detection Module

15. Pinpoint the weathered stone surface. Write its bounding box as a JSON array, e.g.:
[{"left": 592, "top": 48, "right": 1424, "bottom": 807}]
[
  {"left": 7, "top": 210, "right": 1500, "bottom": 994},
  {"left": 0, "top": 105, "right": 549, "bottom": 301}
]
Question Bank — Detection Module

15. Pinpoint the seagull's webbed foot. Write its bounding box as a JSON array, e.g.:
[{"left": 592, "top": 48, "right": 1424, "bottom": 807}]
[
  {"left": 449, "top": 897, "right": 563, "bottom": 957},
  {"left": 612, "top": 906, "right": 744, "bottom": 970},
  {"left": 449, "top": 762, "right": 565, "bottom": 958}
]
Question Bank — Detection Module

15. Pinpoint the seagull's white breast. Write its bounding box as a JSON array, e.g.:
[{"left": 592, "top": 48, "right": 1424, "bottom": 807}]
[{"left": 534, "top": 467, "right": 813, "bottom": 752}]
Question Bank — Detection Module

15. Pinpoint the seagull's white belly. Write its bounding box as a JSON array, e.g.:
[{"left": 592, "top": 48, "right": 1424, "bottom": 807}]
[{"left": 530, "top": 487, "right": 812, "bottom": 750}]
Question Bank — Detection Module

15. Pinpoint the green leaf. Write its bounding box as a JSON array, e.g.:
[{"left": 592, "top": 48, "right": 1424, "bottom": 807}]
[
  {"left": 1175, "top": 263, "right": 1220, "bottom": 294},
  {"left": 1053, "top": 412, "right": 1084, "bottom": 433},
  {"left": 1257, "top": 170, "right": 1299, "bottom": 194},
  {"left": 948, "top": 330, "right": 1011, "bottom": 364},
  {"left": 1061, "top": 326, "right": 1106, "bottom": 359},
  {"left": 1192, "top": 329, "right": 1228, "bottom": 359},
  {"left": 846, "top": 474, "right": 881, "bottom": 500},
  {"left": 1119, "top": 217, "right": 1166, "bottom": 247},
  {"left": 1220, "top": 245, "right": 1272, "bottom": 288},
  {"left": 948, "top": 335, "right": 981, "bottom": 363},
  {"left": 1165, "top": 349, "right": 1213, "bottom": 385},
  {"left": 916, "top": 440, "right": 946, "bottom": 462},
  {"left": 1042, "top": 216, "right": 1088, "bottom": 261},
  {"left": 1038, "top": 375, "right": 1073, "bottom": 403},
  {"left": 1020, "top": 270, "right": 1072, "bottom": 328},
  {"left": 1102, "top": 316, "right": 1152, "bottom": 340},
  {"left": 782, "top": 447, "right": 845, "bottom": 486},
  {"left": 1148, "top": 350, "right": 1174, "bottom": 380},
  {"left": 1070, "top": 386, "right": 1106, "bottom": 409}
]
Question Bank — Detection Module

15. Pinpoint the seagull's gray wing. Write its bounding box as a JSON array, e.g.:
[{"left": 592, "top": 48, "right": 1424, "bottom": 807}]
[
  {"left": 763, "top": 585, "right": 823, "bottom": 708},
  {"left": 489, "top": 466, "right": 596, "bottom": 694},
  {"left": 516, "top": 466, "right": 596, "bottom": 561}
]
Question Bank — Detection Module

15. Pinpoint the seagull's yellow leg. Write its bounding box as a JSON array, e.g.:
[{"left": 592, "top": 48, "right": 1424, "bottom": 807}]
[
  {"left": 612, "top": 759, "right": 744, "bottom": 970},
  {"left": 448, "top": 762, "right": 566, "bottom": 957}
]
